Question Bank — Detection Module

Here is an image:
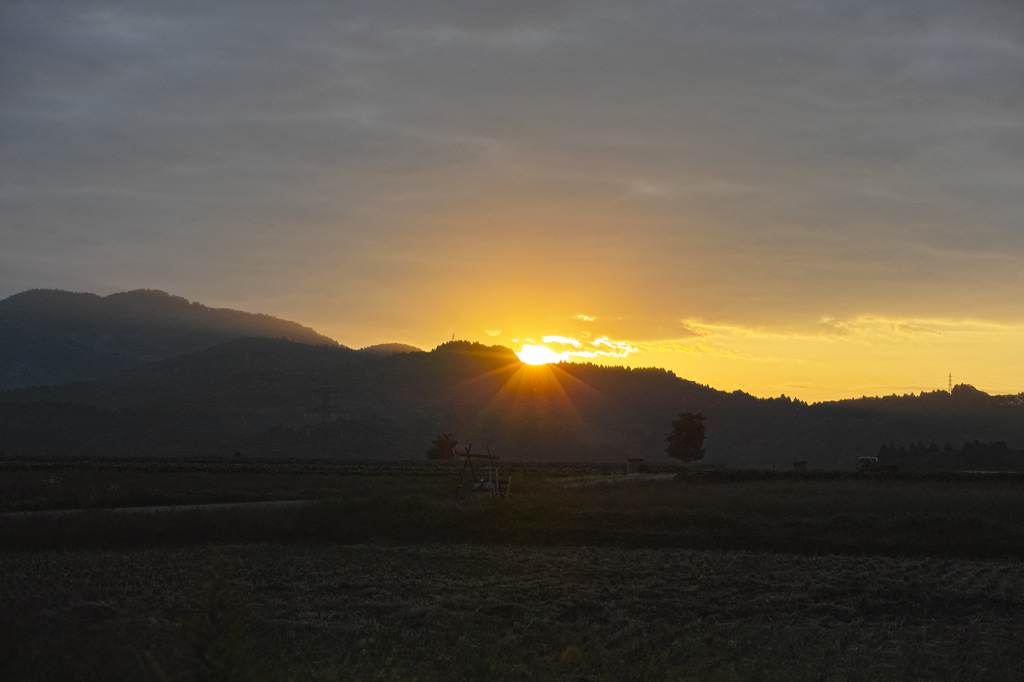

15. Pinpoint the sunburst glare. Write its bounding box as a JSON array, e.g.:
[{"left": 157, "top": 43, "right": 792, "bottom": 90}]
[{"left": 516, "top": 344, "right": 565, "bottom": 365}]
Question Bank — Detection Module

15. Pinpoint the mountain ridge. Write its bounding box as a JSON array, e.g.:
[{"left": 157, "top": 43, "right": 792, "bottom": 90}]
[
  {"left": 2, "top": 335, "right": 1022, "bottom": 468},
  {"left": 1, "top": 289, "right": 1023, "bottom": 468},
  {"left": 358, "top": 343, "right": 424, "bottom": 356},
  {"left": 0, "top": 288, "right": 339, "bottom": 389}
]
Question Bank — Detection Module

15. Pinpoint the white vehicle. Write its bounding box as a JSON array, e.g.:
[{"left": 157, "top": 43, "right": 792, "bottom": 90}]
[{"left": 856, "top": 456, "right": 878, "bottom": 471}]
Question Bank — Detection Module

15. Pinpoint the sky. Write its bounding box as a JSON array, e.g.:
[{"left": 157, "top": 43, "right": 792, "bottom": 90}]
[{"left": 3, "top": 0, "right": 1024, "bottom": 402}]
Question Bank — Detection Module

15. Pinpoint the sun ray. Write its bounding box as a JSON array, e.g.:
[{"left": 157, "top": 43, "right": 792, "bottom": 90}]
[{"left": 431, "top": 342, "right": 612, "bottom": 458}]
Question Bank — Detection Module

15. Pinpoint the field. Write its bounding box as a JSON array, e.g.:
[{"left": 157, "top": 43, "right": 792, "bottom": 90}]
[{"left": 3, "top": 460, "right": 1024, "bottom": 680}]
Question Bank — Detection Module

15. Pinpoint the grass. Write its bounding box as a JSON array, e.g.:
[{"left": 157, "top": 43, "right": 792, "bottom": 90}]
[
  {"left": 3, "top": 459, "right": 1024, "bottom": 679},
  {"left": 0, "top": 459, "right": 467, "bottom": 513},
  {"left": 5, "top": 466, "right": 1024, "bottom": 558}
]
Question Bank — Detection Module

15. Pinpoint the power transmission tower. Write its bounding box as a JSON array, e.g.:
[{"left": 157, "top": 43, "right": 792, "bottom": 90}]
[
  {"left": 304, "top": 380, "right": 344, "bottom": 445},
  {"left": 948, "top": 373, "right": 953, "bottom": 392}
]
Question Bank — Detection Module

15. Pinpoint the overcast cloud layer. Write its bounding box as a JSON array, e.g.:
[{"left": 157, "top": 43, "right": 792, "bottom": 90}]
[{"left": 3, "top": 0, "right": 1023, "bottom": 398}]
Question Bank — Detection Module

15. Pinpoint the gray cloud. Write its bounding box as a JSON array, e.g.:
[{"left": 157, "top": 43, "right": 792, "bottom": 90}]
[{"left": 3, "top": 0, "right": 1023, "bottom": 338}]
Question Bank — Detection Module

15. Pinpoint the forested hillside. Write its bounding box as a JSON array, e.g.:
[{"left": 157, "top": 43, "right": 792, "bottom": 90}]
[{"left": 2, "top": 336, "right": 1023, "bottom": 468}]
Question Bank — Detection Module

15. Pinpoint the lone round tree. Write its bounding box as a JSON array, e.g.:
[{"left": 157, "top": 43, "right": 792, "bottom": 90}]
[
  {"left": 665, "top": 412, "right": 705, "bottom": 462},
  {"left": 426, "top": 433, "right": 459, "bottom": 460}
]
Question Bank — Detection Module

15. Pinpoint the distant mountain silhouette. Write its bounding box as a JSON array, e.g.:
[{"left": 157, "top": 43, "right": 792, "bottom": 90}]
[
  {"left": 0, "top": 288, "right": 339, "bottom": 389},
  {"left": 357, "top": 343, "right": 424, "bottom": 356},
  {"left": 1, "top": 333, "right": 1022, "bottom": 468}
]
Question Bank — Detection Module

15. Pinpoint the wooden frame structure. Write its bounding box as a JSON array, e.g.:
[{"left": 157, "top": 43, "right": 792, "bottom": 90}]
[{"left": 457, "top": 451, "right": 510, "bottom": 499}]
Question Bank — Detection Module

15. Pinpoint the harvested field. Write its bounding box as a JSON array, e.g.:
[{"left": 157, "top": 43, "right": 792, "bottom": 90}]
[
  {"left": 3, "top": 459, "right": 1024, "bottom": 680},
  {"left": 3, "top": 543, "right": 1023, "bottom": 681}
]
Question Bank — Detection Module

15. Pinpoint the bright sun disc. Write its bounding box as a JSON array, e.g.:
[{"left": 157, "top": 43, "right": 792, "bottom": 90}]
[{"left": 517, "top": 344, "right": 563, "bottom": 365}]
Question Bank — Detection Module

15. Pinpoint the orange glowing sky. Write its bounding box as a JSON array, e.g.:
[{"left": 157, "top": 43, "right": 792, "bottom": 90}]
[{"left": 4, "top": 2, "right": 1024, "bottom": 402}]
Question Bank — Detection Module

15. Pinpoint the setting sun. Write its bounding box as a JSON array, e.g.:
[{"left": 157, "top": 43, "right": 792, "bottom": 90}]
[{"left": 516, "top": 344, "right": 564, "bottom": 366}]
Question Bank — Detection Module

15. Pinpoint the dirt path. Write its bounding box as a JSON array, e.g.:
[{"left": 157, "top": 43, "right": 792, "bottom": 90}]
[{"left": 2, "top": 498, "right": 315, "bottom": 518}]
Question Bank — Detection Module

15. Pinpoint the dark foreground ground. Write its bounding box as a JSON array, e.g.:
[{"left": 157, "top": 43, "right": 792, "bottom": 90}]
[
  {"left": 2, "top": 460, "right": 1024, "bottom": 680},
  {"left": 2, "top": 543, "right": 1021, "bottom": 681}
]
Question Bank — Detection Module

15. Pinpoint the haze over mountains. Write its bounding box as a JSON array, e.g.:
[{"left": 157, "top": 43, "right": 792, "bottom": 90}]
[{"left": 1, "top": 289, "right": 1022, "bottom": 469}]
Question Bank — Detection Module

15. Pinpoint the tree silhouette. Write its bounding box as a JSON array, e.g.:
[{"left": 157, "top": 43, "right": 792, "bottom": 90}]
[
  {"left": 666, "top": 412, "right": 705, "bottom": 462},
  {"left": 426, "top": 433, "right": 459, "bottom": 460}
]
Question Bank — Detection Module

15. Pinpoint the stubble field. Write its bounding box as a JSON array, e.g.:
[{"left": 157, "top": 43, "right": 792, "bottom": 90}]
[{"left": 2, "top": 460, "right": 1024, "bottom": 680}]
